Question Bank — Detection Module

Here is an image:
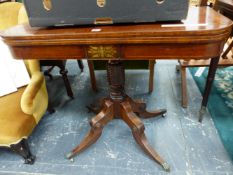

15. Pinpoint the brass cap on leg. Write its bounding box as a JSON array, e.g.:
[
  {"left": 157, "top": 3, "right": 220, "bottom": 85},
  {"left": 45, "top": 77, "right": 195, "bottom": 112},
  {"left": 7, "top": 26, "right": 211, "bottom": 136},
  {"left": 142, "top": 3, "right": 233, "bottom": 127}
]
[{"left": 162, "top": 162, "right": 170, "bottom": 172}]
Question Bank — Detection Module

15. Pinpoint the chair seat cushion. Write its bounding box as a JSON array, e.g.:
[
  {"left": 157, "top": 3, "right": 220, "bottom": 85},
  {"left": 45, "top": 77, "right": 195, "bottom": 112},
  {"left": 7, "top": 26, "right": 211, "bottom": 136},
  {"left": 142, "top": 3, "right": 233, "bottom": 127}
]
[{"left": 0, "top": 87, "right": 36, "bottom": 146}]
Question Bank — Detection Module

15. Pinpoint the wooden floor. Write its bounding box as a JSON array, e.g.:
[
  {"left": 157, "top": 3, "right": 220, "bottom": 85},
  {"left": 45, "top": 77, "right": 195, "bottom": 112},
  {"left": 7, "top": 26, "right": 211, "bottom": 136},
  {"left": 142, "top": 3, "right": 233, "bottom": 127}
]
[{"left": 0, "top": 60, "right": 232, "bottom": 175}]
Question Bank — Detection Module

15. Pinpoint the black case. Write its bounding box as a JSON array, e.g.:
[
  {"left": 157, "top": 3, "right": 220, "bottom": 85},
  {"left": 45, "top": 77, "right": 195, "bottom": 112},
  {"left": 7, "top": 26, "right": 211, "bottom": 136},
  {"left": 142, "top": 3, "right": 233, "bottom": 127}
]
[{"left": 23, "top": 0, "right": 189, "bottom": 27}]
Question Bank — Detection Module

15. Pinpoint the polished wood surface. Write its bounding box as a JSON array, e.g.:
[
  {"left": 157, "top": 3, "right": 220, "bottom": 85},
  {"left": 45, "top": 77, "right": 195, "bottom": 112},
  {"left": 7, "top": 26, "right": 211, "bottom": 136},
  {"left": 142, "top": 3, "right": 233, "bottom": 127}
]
[
  {"left": 200, "top": 0, "right": 208, "bottom": 6},
  {"left": 0, "top": 6, "right": 232, "bottom": 172},
  {"left": 179, "top": 49, "right": 233, "bottom": 108},
  {"left": 67, "top": 61, "right": 169, "bottom": 171},
  {"left": 214, "top": 0, "right": 233, "bottom": 58},
  {"left": 1, "top": 7, "right": 232, "bottom": 60},
  {"left": 178, "top": 1, "right": 233, "bottom": 108},
  {"left": 214, "top": 0, "right": 233, "bottom": 18}
]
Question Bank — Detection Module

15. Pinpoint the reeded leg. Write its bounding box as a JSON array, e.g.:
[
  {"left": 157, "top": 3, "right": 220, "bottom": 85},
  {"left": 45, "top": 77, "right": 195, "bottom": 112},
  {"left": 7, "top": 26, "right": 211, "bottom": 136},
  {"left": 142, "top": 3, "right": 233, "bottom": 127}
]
[
  {"left": 120, "top": 101, "right": 170, "bottom": 171},
  {"left": 10, "top": 139, "right": 35, "bottom": 164},
  {"left": 199, "top": 56, "right": 220, "bottom": 122},
  {"left": 66, "top": 100, "right": 114, "bottom": 159},
  {"left": 127, "top": 96, "right": 166, "bottom": 118}
]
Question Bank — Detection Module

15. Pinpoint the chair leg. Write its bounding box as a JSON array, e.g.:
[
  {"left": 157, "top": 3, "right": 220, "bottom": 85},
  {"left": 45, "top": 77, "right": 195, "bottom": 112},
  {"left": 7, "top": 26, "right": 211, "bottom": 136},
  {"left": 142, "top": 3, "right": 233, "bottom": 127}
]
[
  {"left": 43, "top": 66, "right": 55, "bottom": 80},
  {"left": 87, "top": 60, "right": 98, "bottom": 92},
  {"left": 176, "top": 65, "right": 181, "bottom": 72},
  {"left": 47, "top": 100, "right": 55, "bottom": 114},
  {"left": 148, "top": 60, "right": 155, "bottom": 93},
  {"left": 77, "top": 60, "right": 84, "bottom": 72},
  {"left": 10, "top": 139, "right": 35, "bottom": 164},
  {"left": 222, "top": 40, "right": 233, "bottom": 59},
  {"left": 181, "top": 66, "right": 188, "bottom": 108},
  {"left": 58, "top": 65, "right": 74, "bottom": 99}
]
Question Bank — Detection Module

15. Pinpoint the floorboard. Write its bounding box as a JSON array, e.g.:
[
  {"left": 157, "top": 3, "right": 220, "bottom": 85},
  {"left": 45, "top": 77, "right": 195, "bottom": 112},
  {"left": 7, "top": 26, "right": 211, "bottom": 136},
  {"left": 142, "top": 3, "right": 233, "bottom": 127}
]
[{"left": 0, "top": 60, "right": 232, "bottom": 175}]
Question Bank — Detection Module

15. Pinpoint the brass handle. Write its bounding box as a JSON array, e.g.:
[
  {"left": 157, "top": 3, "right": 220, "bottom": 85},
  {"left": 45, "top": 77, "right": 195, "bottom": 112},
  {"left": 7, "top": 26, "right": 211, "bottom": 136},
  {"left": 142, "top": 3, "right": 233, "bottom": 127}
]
[
  {"left": 94, "top": 18, "right": 113, "bottom": 25},
  {"left": 43, "top": 0, "right": 52, "bottom": 11}
]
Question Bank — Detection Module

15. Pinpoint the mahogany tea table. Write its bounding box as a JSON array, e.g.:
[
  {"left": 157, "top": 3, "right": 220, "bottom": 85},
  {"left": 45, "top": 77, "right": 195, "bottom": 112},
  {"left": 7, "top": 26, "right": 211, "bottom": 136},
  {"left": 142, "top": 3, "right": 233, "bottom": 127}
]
[{"left": 1, "top": 7, "right": 232, "bottom": 172}]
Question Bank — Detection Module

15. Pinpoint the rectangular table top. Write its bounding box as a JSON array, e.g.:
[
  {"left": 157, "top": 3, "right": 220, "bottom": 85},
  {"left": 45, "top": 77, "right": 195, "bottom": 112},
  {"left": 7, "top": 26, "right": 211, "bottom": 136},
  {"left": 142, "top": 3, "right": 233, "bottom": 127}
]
[{"left": 0, "top": 7, "right": 232, "bottom": 60}]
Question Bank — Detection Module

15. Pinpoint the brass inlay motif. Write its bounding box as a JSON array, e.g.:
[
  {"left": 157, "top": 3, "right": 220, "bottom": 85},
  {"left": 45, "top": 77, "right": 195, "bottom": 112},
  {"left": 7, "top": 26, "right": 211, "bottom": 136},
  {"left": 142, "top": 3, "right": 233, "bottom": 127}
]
[
  {"left": 87, "top": 46, "right": 118, "bottom": 59},
  {"left": 43, "top": 0, "right": 52, "bottom": 11},
  {"left": 97, "top": 0, "right": 106, "bottom": 7}
]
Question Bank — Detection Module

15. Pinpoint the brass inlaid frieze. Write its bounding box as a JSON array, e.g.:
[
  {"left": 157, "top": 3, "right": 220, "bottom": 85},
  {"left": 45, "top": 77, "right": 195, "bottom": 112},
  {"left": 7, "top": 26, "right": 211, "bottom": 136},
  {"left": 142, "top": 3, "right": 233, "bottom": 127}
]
[{"left": 87, "top": 45, "right": 118, "bottom": 59}]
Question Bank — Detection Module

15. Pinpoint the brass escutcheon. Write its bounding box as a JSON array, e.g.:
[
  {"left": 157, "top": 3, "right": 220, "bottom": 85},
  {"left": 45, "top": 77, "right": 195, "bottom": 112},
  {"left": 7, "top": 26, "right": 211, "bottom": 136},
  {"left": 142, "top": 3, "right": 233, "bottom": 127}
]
[
  {"left": 43, "top": 0, "right": 52, "bottom": 11},
  {"left": 97, "top": 0, "right": 106, "bottom": 7},
  {"left": 156, "top": 0, "right": 165, "bottom": 4}
]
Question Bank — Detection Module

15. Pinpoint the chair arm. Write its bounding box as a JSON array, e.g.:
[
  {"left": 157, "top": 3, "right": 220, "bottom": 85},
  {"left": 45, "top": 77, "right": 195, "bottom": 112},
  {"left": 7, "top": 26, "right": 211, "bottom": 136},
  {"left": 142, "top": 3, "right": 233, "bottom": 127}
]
[{"left": 20, "top": 71, "right": 44, "bottom": 115}]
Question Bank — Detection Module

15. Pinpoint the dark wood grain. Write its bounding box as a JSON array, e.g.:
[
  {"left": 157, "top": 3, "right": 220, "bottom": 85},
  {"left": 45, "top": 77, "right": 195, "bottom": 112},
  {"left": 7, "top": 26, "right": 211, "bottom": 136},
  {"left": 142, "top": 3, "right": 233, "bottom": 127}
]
[
  {"left": 0, "top": 6, "right": 232, "bottom": 172},
  {"left": 1, "top": 7, "right": 232, "bottom": 60},
  {"left": 67, "top": 60, "right": 169, "bottom": 171},
  {"left": 214, "top": 0, "right": 233, "bottom": 58},
  {"left": 214, "top": 0, "right": 233, "bottom": 20},
  {"left": 178, "top": 1, "right": 233, "bottom": 108}
]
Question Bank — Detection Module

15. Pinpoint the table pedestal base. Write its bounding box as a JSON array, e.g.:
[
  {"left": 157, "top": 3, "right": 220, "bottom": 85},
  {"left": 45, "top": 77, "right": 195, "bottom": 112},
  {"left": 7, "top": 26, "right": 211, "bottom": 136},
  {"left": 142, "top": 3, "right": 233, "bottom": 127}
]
[{"left": 66, "top": 60, "right": 170, "bottom": 171}]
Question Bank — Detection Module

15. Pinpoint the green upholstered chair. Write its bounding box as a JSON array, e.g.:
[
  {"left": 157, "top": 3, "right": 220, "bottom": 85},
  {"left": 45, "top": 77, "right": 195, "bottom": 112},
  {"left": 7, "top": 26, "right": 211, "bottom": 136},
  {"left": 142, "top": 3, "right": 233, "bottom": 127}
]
[{"left": 0, "top": 2, "right": 49, "bottom": 164}]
